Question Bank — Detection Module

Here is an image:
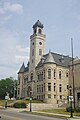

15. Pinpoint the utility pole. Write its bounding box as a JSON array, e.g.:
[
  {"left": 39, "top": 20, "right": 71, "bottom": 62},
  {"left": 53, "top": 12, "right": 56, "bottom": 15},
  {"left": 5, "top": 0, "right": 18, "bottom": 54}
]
[{"left": 71, "top": 38, "right": 75, "bottom": 109}]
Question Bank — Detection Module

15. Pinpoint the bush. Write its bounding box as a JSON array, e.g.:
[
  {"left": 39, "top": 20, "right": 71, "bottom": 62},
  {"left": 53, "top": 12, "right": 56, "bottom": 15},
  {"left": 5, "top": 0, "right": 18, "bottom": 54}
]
[
  {"left": 75, "top": 107, "right": 80, "bottom": 112},
  {"left": 13, "top": 102, "right": 26, "bottom": 108},
  {"left": 66, "top": 106, "right": 74, "bottom": 113}
]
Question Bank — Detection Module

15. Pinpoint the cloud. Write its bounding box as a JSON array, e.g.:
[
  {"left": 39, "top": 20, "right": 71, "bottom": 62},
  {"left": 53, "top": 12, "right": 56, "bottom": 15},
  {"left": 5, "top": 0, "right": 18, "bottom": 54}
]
[
  {"left": 0, "top": 2, "right": 23, "bottom": 15},
  {"left": 15, "top": 55, "right": 29, "bottom": 64},
  {"left": 15, "top": 45, "right": 30, "bottom": 64},
  {"left": 16, "top": 45, "right": 30, "bottom": 53},
  {"left": 0, "top": 28, "right": 29, "bottom": 79},
  {"left": 2, "top": 14, "right": 12, "bottom": 20}
]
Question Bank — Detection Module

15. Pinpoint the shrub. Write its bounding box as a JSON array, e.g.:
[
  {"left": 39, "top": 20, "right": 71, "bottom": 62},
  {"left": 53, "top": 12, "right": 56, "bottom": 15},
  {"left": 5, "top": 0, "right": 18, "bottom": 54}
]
[
  {"left": 66, "top": 106, "right": 74, "bottom": 113},
  {"left": 75, "top": 107, "right": 80, "bottom": 112},
  {"left": 13, "top": 102, "right": 26, "bottom": 108}
]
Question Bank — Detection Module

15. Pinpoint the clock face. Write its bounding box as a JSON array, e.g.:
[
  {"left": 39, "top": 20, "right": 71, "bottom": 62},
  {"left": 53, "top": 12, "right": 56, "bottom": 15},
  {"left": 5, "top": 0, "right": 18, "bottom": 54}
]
[{"left": 39, "top": 42, "right": 42, "bottom": 45}]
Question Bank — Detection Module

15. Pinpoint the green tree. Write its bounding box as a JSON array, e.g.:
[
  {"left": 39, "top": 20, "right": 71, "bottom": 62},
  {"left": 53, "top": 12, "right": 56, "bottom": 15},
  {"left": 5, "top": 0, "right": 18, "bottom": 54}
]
[{"left": 0, "top": 77, "right": 17, "bottom": 99}]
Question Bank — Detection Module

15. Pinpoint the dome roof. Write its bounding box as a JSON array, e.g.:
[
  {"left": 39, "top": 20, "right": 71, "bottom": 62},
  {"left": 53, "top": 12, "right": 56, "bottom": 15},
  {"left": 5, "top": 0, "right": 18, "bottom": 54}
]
[{"left": 33, "top": 20, "right": 43, "bottom": 28}]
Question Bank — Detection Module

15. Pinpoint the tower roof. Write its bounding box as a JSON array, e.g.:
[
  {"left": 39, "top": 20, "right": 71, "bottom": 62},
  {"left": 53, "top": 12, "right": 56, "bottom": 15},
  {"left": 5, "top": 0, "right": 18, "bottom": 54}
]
[
  {"left": 33, "top": 20, "right": 43, "bottom": 28},
  {"left": 36, "top": 52, "right": 72, "bottom": 68},
  {"left": 18, "top": 62, "right": 25, "bottom": 73},
  {"left": 44, "top": 51, "right": 56, "bottom": 63}
]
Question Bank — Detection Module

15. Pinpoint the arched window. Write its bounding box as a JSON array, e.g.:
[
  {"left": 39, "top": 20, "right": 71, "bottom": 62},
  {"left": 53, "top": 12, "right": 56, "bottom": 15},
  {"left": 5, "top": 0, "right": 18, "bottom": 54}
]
[
  {"left": 38, "top": 29, "right": 42, "bottom": 34},
  {"left": 59, "top": 71, "right": 61, "bottom": 79},
  {"left": 31, "top": 73, "right": 33, "bottom": 81},
  {"left": 54, "top": 69, "right": 56, "bottom": 79}
]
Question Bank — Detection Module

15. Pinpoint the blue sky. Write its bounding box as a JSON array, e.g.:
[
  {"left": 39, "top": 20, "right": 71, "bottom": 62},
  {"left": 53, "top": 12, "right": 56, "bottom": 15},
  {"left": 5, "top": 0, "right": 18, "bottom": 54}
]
[{"left": 0, "top": 0, "right": 80, "bottom": 79}]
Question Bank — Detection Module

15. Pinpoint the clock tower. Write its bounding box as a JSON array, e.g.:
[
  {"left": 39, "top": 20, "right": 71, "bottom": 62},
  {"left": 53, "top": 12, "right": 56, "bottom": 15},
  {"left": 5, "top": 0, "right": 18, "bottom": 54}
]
[{"left": 29, "top": 20, "right": 46, "bottom": 70}]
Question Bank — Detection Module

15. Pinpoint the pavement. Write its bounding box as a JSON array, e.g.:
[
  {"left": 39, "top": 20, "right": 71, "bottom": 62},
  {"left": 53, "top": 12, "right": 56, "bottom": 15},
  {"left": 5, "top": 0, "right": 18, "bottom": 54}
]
[{"left": 0, "top": 106, "right": 80, "bottom": 120}]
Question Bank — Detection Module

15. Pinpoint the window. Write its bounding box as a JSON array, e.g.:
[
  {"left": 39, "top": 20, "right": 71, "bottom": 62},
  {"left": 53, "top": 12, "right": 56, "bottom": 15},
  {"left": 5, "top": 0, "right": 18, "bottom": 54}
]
[
  {"left": 54, "top": 95, "right": 56, "bottom": 98},
  {"left": 32, "top": 49, "right": 34, "bottom": 56},
  {"left": 66, "top": 72, "right": 69, "bottom": 77},
  {"left": 59, "top": 84, "right": 62, "bottom": 92},
  {"left": 37, "top": 74, "right": 39, "bottom": 81},
  {"left": 54, "top": 69, "right": 56, "bottom": 78},
  {"left": 44, "top": 83, "right": 45, "bottom": 92},
  {"left": 60, "top": 95, "right": 62, "bottom": 99},
  {"left": 26, "top": 77, "right": 28, "bottom": 82},
  {"left": 48, "top": 83, "right": 51, "bottom": 91},
  {"left": 48, "top": 69, "right": 51, "bottom": 79},
  {"left": 59, "top": 71, "right": 61, "bottom": 79},
  {"left": 44, "top": 70, "right": 45, "bottom": 79},
  {"left": 37, "top": 72, "right": 43, "bottom": 81},
  {"left": 54, "top": 83, "right": 56, "bottom": 91},
  {"left": 31, "top": 73, "right": 33, "bottom": 81},
  {"left": 32, "top": 59, "right": 33, "bottom": 63},
  {"left": 24, "top": 78, "right": 26, "bottom": 84},
  {"left": 39, "top": 42, "right": 42, "bottom": 45},
  {"left": 41, "top": 84, "right": 43, "bottom": 92},
  {"left": 67, "top": 85, "right": 69, "bottom": 89},
  {"left": 32, "top": 42, "right": 34, "bottom": 45},
  {"left": 48, "top": 94, "right": 51, "bottom": 98},
  {"left": 38, "top": 29, "right": 42, "bottom": 34},
  {"left": 18, "top": 77, "right": 20, "bottom": 84},
  {"left": 34, "top": 29, "right": 36, "bottom": 34},
  {"left": 39, "top": 49, "right": 42, "bottom": 55}
]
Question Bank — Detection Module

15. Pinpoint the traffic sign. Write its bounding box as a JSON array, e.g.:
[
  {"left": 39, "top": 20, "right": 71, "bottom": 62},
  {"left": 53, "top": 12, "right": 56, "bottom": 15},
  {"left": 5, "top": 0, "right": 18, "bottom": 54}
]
[{"left": 69, "top": 96, "right": 73, "bottom": 101}]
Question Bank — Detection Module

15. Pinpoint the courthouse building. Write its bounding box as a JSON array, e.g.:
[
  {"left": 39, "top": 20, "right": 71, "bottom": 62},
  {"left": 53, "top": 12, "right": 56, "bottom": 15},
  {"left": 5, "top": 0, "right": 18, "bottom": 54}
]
[{"left": 17, "top": 20, "right": 72, "bottom": 104}]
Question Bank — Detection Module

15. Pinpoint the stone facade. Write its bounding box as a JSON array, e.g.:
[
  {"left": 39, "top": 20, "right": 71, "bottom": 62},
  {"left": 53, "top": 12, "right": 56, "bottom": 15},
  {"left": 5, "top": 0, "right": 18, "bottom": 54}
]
[{"left": 17, "top": 20, "right": 72, "bottom": 105}]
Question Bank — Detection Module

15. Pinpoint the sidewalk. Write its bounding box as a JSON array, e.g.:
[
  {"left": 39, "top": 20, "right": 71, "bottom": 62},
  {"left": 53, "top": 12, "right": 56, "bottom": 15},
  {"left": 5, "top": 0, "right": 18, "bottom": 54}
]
[
  {"left": 33, "top": 111, "right": 80, "bottom": 120},
  {"left": 0, "top": 107, "right": 80, "bottom": 120}
]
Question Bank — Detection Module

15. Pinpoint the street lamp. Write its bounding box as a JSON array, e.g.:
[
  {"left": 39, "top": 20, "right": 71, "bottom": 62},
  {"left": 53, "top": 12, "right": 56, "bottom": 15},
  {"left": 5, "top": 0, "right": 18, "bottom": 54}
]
[
  {"left": 30, "top": 91, "right": 32, "bottom": 112},
  {"left": 69, "top": 85, "right": 73, "bottom": 118}
]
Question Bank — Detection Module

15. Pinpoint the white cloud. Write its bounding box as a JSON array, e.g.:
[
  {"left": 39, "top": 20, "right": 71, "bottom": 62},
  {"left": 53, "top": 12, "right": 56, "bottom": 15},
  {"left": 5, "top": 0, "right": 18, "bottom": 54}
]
[
  {"left": 16, "top": 45, "right": 30, "bottom": 53},
  {"left": 15, "top": 55, "right": 29, "bottom": 64},
  {"left": 2, "top": 14, "right": 12, "bottom": 20},
  {"left": 0, "top": 2, "right": 23, "bottom": 15},
  {"left": 0, "top": 28, "right": 29, "bottom": 79}
]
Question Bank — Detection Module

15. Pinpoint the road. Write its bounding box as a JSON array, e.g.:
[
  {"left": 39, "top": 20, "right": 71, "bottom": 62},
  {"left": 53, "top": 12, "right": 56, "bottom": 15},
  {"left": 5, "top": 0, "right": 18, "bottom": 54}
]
[{"left": 0, "top": 109, "right": 65, "bottom": 120}]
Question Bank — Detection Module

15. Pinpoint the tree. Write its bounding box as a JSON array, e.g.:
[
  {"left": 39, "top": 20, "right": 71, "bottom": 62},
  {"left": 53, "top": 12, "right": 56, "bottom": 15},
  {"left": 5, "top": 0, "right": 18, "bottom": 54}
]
[{"left": 0, "top": 77, "right": 17, "bottom": 99}]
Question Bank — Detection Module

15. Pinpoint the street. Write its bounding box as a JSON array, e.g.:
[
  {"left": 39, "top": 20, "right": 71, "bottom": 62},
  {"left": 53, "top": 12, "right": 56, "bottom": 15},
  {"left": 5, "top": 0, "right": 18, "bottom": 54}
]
[{"left": 0, "top": 109, "right": 65, "bottom": 120}]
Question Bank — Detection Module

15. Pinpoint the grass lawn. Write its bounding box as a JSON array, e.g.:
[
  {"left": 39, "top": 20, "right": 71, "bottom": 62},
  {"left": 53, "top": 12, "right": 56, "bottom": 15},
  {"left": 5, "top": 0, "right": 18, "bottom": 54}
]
[{"left": 41, "top": 108, "right": 80, "bottom": 116}]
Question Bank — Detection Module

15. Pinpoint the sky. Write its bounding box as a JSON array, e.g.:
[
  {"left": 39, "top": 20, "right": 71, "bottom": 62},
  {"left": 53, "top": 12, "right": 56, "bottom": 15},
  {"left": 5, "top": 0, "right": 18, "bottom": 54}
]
[{"left": 0, "top": 0, "right": 80, "bottom": 79}]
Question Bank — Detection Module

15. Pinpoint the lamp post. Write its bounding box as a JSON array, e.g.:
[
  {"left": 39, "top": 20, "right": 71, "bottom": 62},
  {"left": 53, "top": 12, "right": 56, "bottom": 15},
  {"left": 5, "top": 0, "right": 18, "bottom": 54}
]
[
  {"left": 71, "top": 38, "right": 75, "bottom": 109},
  {"left": 69, "top": 86, "right": 73, "bottom": 118},
  {"left": 30, "top": 91, "right": 32, "bottom": 112}
]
